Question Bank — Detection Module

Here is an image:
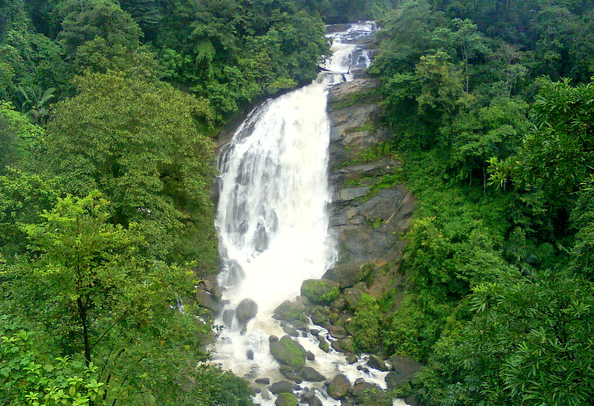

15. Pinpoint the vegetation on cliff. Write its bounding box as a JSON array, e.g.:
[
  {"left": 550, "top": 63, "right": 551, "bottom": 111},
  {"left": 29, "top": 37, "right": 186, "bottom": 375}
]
[{"left": 366, "top": 1, "right": 594, "bottom": 405}]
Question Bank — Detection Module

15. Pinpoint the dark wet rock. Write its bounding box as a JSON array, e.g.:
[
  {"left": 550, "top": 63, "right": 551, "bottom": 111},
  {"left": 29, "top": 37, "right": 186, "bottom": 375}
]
[
  {"left": 273, "top": 299, "right": 306, "bottom": 322},
  {"left": 352, "top": 379, "right": 390, "bottom": 406},
  {"left": 282, "top": 324, "right": 299, "bottom": 337},
  {"left": 306, "top": 351, "right": 316, "bottom": 361},
  {"left": 323, "top": 263, "right": 374, "bottom": 288},
  {"left": 346, "top": 354, "right": 358, "bottom": 364},
  {"left": 405, "top": 394, "right": 421, "bottom": 406},
  {"left": 300, "top": 367, "right": 326, "bottom": 382},
  {"left": 387, "top": 354, "right": 423, "bottom": 386},
  {"left": 279, "top": 365, "right": 303, "bottom": 383},
  {"left": 331, "top": 336, "right": 355, "bottom": 353},
  {"left": 270, "top": 336, "right": 307, "bottom": 369},
  {"left": 310, "top": 309, "right": 330, "bottom": 329},
  {"left": 195, "top": 289, "right": 220, "bottom": 313},
  {"left": 275, "top": 392, "right": 298, "bottom": 406},
  {"left": 385, "top": 372, "right": 399, "bottom": 389},
  {"left": 309, "top": 328, "right": 320, "bottom": 336},
  {"left": 307, "top": 396, "right": 323, "bottom": 406},
  {"left": 329, "top": 325, "right": 348, "bottom": 339},
  {"left": 327, "top": 374, "right": 350, "bottom": 399},
  {"left": 357, "top": 366, "right": 369, "bottom": 373},
  {"left": 344, "top": 288, "right": 364, "bottom": 310},
  {"left": 255, "top": 378, "right": 271, "bottom": 385},
  {"left": 236, "top": 298, "right": 258, "bottom": 324},
  {"left": 293, "top": 321, "right": 308, "bottom": 331},
  {"left": 269, "top": 335, "right": 279, "bottom": 343},
  {"left": 302, "top": 389, "right": 323, "bottom": 406},
  {"left": 367, "top": 354, "right": 388, "bottom": 371},
  {"left": 301, "top": 279, "right": 340, "bottom": 305},
  {"left": 222, "top": 309, "right": 235, "bottom": 327},
  {"left": 268, "top": 380, "right": 297, "bottom": 395},
  {"left": 330, "top": 296, "right": 348, "bottom": 312},
  {"left": 246, "top": 349, "right": 254, "bottom": 360},
  {"left": 318, "top": 336, "right": 330, "bottom": 352}
]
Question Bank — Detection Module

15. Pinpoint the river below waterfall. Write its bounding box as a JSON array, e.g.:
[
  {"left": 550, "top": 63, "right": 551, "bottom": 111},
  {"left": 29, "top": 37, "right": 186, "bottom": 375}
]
[{"left": 213, "top": 22, "right": 408, "bottom": 406}]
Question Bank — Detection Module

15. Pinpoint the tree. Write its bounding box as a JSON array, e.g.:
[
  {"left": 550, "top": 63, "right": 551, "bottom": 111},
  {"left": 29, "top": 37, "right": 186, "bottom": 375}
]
[
  {"left": 1, "top": 192, "right": 242, "bottom": 405},
  {"left": 418, "top": 269, "right": 594, "bottom": 406},
  {"left": 42, "top": 73, "right": 217, "bottom": 266}
]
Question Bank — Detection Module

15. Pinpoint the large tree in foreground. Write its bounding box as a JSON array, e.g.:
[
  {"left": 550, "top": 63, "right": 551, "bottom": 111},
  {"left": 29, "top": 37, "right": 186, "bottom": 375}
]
[{"left": 42, "top": 72, "right": 217, "bottom": 267}]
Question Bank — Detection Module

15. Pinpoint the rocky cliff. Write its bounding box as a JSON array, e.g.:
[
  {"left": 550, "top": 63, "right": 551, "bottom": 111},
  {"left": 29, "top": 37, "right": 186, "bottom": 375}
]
[{"left": 326, "top": 77, "right": 414, "bottom": 302}]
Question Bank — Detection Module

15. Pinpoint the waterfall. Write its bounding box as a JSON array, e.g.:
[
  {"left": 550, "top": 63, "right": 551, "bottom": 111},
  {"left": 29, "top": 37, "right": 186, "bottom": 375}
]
[{"left": 213, "top": 22, "right": 407, "bottom": 406}]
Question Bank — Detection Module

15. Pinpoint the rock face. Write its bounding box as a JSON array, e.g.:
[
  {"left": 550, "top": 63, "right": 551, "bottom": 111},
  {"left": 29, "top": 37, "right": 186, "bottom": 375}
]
[{"left": 326, "top": 77, "right": 414, "bottom": 302}]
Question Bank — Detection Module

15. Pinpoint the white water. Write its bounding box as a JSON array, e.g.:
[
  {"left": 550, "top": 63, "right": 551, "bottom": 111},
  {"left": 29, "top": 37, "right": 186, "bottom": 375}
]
[{"left": 213, "top": 22, "right": 407, "bottom": 406}]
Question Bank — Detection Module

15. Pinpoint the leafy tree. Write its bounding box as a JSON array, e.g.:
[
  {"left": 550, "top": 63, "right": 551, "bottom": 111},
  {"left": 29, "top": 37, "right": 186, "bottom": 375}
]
[
  {"left": 418, "top": 269, "right": 594, "bottom": 406},
  {"left": 0, "top": 317, "right": 104, "bottom": 406},
  {"left": 42, "top": 73, "right": 217, "bottom": 265},
  {"left": 1, "top": 192, "right": 242, "bottom": 405}
]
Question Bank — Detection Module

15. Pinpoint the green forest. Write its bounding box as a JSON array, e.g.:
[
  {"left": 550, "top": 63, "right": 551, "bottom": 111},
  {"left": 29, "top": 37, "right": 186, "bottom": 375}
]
[{"left": 1, "top": 0, "right": 594, "bottom": 405}]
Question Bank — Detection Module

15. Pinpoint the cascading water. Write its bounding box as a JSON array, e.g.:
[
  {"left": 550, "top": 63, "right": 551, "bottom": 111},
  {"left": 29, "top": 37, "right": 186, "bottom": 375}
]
[{"left": 214, "top": 22, "right": 408, "bottom": 406}]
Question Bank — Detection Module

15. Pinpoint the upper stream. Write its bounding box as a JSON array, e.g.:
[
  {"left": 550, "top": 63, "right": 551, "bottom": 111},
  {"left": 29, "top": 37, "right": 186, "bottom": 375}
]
[{"left": 213, "top": 22, "right": 407, "bottom": 406}]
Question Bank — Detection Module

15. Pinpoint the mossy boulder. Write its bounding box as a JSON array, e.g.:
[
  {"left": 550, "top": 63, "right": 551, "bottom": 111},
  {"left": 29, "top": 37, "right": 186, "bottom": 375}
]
[
  {"left": 352, "top": 379, "right": 390, "bottom": 406},
  {"left": 327, "top": 374, "right": 350, "bottom": 399},
  {"left": 301, "top": 279, "right": 340, "bottom": 305},
  {"left": 273, "top": 298, "right": 307, "bottom": 322},
  {"left": 270, "top": 335, "right": 307, "bottom": 370},
  {"left": 275, "top": 393, "right": 298, "bottom": 406}
]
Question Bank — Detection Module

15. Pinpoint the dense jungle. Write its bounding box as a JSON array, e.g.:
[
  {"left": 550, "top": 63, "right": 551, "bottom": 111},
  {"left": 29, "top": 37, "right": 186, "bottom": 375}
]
[{"left": 0, "top": 0, "right": 593, "bottom": 405}]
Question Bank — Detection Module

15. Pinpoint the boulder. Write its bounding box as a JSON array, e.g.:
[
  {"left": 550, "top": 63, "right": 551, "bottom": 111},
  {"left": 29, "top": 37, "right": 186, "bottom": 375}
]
[
  {"left": 268, "top": 380, "right": 297, "bottom": 395},
  {"left": 344, "top": 288, "right": 363, "bottom": 310},
  {"left": 323, "top": 263, "right": 374, "bottom": 288},
  {"left": 195, "top": 289, "right": 220, "bottom": 313},
  {"left": 307, "top": 396, "right": 323, "bottom": 406},
  {"left": 330, "top": 296, "right": 348, "bottom": 312},
  {"left": 275, "top": 393, "right": 298, "bottom": 406},
  {"left": 270, "top": 335, "right": 307, "bottom": 370},
  {"left": 222, "top": 309, "right": 235, "bottom": 327},
  {"left": 246, "top": 349, "right": 254, "bottom": 360},
  {"left": 236, "top": 298, "right": 258, "bottom": 324},
  {"left": 318, "top": 336, "right": 330, "bottom": 352},
  {"left": 273, "top": 299, "right": 306, "bottom": 322},
  {"left": 255, "top": 378, "right": 270, "bottom": 385},
  {"left": 279, "top": 365, "right": 303, "bottom": 383},
  {"left": 327, "top": 374, "right": 350, "bottom": 399},
  {"left": 352, "top": 379, "right": 390, "bottom": 406},
  {"left": 282, "top": 324, "right": 299, "bottom": 337},
  {"left": 306, "top": 351, "right": 316, "bottom": 361},
  {"left": 384, "top": 372, "right": 400, "bottom": 390},
  {"left": 329, "top": 325, "right": 348, "bottom": 340},
  {"left": 300, "top": 367, "right": 326, "bottom": 382},
  {"left": 389, "top": 354, "right": 423, "bottom": 384},
  {"left": 331, "top": 336, "right": 355, "bottom": 354},
  {"left": 269, "top": 335, "right": 279, "bottom": 343},
  {"left": 367, "top": 354, "right": 388, "bottom": 371},
  {"left": 301, "top": 279, "right": 340, "bottom": 305}
]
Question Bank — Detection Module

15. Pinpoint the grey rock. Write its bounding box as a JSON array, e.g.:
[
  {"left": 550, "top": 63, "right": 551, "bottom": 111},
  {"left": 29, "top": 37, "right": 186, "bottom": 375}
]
[
  {"left": 255, "top": 378, "right": 270, "bottom": 385},
  {"left": 327, "top": 374, "right": 350, "bottom": 399},
  {"left": 236, "top": 298, "right": 258, "bottom": 324},
  {"left": 300, "top": 367, "right": 326, "bottom": 382},
  {"left": 222, "top": 309, "right": 235, "bottom": 327},
  {"left": 367, "top": 354, "right": 388, "bottom": 371},
  {"left": 306, "top": 351, "right": 316, "bottom": 361},
  {"left": 268, "top": 380, "right": 297, "bottom": 395}
]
